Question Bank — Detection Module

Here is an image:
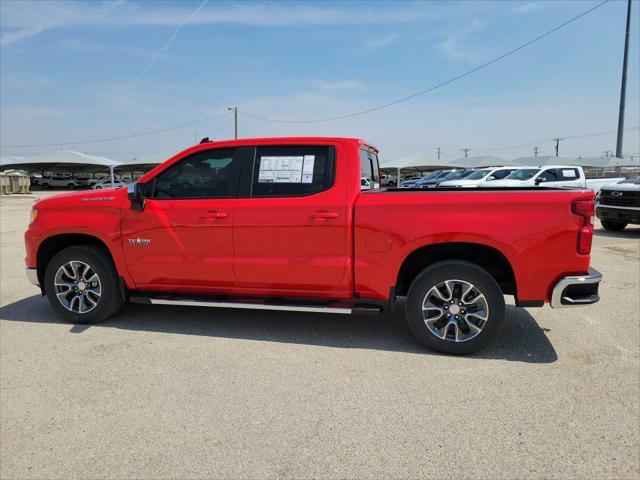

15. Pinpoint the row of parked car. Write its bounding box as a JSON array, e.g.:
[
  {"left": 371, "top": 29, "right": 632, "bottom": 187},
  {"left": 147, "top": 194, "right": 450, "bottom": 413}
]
[
  {"left": 394, "top": 165, "right": 639, "bottom": 232},
  {"left": 397, "top": 165, "right": 622, "bottom": 191},
  {"left": 31, "top": 175, "right": 128, "bottom": 190}
]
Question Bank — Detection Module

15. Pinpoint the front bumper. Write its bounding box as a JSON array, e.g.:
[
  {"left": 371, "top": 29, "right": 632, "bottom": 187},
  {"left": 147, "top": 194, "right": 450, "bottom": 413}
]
[
  {"left": 550, "top": 267, "right": 601, "bottom": 308},
  {"left": 596, "top": 205, "right": 640, "bottom": 224},
  {"left": 26, "top": 268, "right": 39, "bottom": 287}
]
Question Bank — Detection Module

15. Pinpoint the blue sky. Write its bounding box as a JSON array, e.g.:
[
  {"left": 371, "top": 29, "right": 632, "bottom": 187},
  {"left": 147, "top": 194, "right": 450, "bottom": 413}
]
[{"left": 1, "top": 0, "right": 638, "bottom": 162}]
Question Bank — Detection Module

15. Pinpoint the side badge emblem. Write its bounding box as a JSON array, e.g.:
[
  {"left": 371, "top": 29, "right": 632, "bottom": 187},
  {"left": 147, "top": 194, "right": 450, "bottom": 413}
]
[{"left": 128, "top": 237, "right": 151, "bottom": 247}]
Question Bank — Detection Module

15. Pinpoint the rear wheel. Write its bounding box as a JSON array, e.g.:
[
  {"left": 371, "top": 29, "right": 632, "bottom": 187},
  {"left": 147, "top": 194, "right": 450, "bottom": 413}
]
[
  {"left": 44, "top": 245, "right": 124, "bottom": 324},
  {"left": 601, "top": 220, "right": 627, "bottom": 231},
  {"left": 406, "top": 260, "right": 505, "bottom": 355}
]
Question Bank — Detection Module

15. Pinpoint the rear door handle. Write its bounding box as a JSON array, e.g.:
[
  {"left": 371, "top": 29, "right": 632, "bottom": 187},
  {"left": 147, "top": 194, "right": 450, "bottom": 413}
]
[
  {"left": 200, "top": 211, "right": 227, "bottom": 219},
  {"left": 309, "top": 211, "right": 339, "bottom": 219}
]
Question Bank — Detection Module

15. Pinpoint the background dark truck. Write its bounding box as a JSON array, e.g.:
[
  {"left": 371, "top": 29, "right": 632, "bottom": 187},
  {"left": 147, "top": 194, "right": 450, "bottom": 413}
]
[
  {"left": 25, "top": 137, "right": 601, "bottom": 354},
  {"left": 596, "top": 177, "right": 640, "bottom": 231}
]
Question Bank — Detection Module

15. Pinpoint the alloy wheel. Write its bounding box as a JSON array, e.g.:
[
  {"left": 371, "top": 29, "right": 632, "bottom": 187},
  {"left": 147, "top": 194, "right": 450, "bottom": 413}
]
[
  {"left": 422, "top": 279, "right": 489, "bottom": 342},
  {"left": 53, "top": 261, "right": 102, "bottom": 313}
]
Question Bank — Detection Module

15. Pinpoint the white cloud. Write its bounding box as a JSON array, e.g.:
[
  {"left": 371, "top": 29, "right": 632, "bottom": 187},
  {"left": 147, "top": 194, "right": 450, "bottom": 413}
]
[
  {"left": 310, "top": 80, "right": 364, "bottom": 93},
  {"left": 0, "top": 1, "right": 446, "bottom": 47},
  {"left": 436, "top": 19, "right": 489, "bottom": 64},
  {"left": 512, "top": 2, "right": 542, "bottom": 14},
  {"left": 361, "top": 33, "right": 400, "bottom": 50}
]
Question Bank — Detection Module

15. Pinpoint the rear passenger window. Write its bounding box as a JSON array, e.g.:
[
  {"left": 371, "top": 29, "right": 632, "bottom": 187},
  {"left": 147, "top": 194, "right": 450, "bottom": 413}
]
[
  {"left": 360, "top": 149, "right": 380, "bottom": 190},
  {"left": 251, "top": 146, "right": 334, "bottom": 197}
]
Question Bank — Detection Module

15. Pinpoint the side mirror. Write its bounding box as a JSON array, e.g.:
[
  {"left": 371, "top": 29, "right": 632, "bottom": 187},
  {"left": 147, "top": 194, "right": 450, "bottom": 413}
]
[
  {"left": 487, "top": 175, "right": 496, "bottom": 181},
  {"left": 128, "top": 182, "right": 146, "bottom": 210},
  {"left": 535, "top": 177, "right": 544, "bottom": 185}
]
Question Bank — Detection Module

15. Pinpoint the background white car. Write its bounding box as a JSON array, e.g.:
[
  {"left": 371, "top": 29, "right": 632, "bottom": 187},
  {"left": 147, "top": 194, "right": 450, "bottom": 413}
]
[
  {"left": 484, "top": 166, "right": 624, "bottom": 192},
  {"left": 39, "top": 175, "right": 80, "bottom": 189},
  {"left": 93, "top": 180, "right": 127, "bottom": 189},
  {"left": 438, "top": 167, "right": 518, "bottom": 188}
]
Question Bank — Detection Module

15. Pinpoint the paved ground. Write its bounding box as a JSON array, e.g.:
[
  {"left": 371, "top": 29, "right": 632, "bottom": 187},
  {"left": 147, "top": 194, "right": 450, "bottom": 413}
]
[{"left": 1, "top": 191, "right": 639, "bottom": 479}]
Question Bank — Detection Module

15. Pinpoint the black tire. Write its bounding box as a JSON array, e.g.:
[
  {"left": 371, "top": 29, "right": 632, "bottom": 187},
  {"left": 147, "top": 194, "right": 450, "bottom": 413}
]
[
  {"left": 601, "top": 220, "right": 627, "bottom": 231},
  {"left": 44, "top": 245, "right": 124, "bottom": 324},
  {"left": 68, "top": 183, "right": 75, "bottom": 189},
  {"left": 406, "top": 260, "right": 505, "bottom": 355}
]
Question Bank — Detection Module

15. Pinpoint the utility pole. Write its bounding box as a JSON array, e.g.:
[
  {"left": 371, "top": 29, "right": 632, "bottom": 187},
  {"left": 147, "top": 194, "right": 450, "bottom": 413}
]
[
  {"left": 462, "top": 148, "right": 470, "bottom": 158},
  {"left": 533, "top": 147, "right": 540, "bottom": 157},
  {"left": 553, "top": 137, "right": 563, "bottom": 157},
  {"left": 436, "top": 147, "right": 441, "bottom": 161},
  {"left": 616, "top": 0, "right": 632, "bottom": 159},
  {"left": 227, "top": 107, "right": 238, "bottom": 139}
]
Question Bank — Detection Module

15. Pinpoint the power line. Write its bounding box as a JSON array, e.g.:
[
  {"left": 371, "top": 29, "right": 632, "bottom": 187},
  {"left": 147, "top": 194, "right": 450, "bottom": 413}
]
[
  {"left": 1, "top": 0, "right": 612, "bottom": 149},
  {"left": 2, "top": 111, "right": 230, "bottom": 148},
  {"left": 397, "top": 126, "right": 640, "bottom": 155},
  {"left": 240, "top": 0, "right": 611, "bottom": 124}
]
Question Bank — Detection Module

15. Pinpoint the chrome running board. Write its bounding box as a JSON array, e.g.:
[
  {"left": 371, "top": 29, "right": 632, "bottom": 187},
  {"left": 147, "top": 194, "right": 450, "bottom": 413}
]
[{"left": 129, "top": 295, "right": 381, "bottom": 315}]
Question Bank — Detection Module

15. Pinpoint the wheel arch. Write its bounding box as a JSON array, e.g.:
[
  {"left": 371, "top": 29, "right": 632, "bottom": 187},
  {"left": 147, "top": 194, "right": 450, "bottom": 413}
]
[
  {"left": 36, "top": 234, "right": 117, "bottom": 291},
  {"left": 395, "top": 242, "right": 517, "bottom": 298}
]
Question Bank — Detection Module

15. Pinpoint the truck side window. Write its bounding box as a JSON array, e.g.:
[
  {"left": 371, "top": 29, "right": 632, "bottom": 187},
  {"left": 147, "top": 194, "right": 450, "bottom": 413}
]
[
  {"left": 559, "top": 168, "right": 579, "bottom": 180},
  {"left": 152, "top": 148, "right": 237, "bottom": 198},
  {"left": 539, "top": 168, "right": 559, "bottom": 182},
  {"left": 251, "top": 146, "right": 334, "bottom": 197},
  {"left": 360, "top": 149, "right": 380, "bottom": 190},
  {"left": 493, "top": 169, "right": 512, "bottom": 180}
]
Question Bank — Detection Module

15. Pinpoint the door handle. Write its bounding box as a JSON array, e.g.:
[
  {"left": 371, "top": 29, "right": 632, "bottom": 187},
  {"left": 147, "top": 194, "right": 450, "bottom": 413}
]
[
  {"left": 309, "top": 211, "right": 339, "bottom": 219},
  {"left": 200, "top": 211, "right": 227, "bottom": 219}
]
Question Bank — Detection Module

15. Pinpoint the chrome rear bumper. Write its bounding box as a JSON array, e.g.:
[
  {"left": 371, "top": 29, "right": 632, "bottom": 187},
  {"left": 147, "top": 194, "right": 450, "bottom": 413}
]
[
  {"left": 550, "top": 267, "right": 601, "bottom": 308},
  {"left": 26, "top": 268, "right": 39, "bottom": 287}
]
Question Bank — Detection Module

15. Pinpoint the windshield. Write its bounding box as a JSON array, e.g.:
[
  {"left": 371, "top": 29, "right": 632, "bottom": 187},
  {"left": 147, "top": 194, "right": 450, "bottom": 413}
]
[
  {"left": 505, "top": 168, "right": 540, "bottom": 180},
  {"left": 465, "top": 169, "right": 492, "bottom": 180},
  {"left": 443, "top": 170, "right": 472, "bottom": 180}
]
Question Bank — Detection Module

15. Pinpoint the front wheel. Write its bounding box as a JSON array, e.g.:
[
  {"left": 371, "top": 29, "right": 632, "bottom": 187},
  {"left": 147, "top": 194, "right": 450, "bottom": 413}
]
[
  {"left": 601, "top": 220, "right": 627, "bottom": 231},
  {"left": 44, "top": 245, "right": 124, "bottom": 324},
  {"left": 406, "top": 260, "right": 505, "bottom": 355}
]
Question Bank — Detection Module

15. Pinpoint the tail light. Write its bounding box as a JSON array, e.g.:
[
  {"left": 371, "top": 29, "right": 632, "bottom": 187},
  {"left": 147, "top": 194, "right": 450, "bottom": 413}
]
[{"left": 572, "top": 199, "right": 594, "bottom": 254}]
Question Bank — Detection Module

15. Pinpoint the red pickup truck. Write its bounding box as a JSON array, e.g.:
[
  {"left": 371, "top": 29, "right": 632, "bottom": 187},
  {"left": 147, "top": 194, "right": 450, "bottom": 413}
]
[{"left": 25, "top": 137, "right": 601, "bottom": 354}]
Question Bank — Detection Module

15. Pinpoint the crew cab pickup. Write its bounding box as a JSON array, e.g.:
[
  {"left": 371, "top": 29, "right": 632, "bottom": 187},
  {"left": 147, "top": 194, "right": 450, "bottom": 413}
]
[{"left": 25, "top": 137, "right": 602, "bottom": 354}]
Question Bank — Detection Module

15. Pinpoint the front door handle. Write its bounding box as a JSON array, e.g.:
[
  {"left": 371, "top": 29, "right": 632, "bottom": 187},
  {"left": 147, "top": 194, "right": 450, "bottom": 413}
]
[
  {"left": 200, "top": 211, "right": 227, "bottom": 219},
  {"left": 309, "top": 211, "right": 339, "bottom": 219}
]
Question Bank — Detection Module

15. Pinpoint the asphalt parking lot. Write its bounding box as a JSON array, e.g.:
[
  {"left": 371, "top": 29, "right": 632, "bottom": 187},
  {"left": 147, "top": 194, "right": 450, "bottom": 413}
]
[{"left": 1, "top": 191, "right": 639, "bottom": 479}]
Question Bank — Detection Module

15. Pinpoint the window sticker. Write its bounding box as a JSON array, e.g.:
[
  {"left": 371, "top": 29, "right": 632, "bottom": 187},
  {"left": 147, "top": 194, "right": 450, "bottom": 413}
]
[
  {"left": 258, "top": 156, "right": 303, "bottom": 183},
  {"left": 302, "top": 155, "right": 315, "bottom": 183},
  {"left": 258, "top": 155, "right": 315, "bottom": 183},
  {"left": 562, "top": 169, "right": 577, "bottom": 178}
]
